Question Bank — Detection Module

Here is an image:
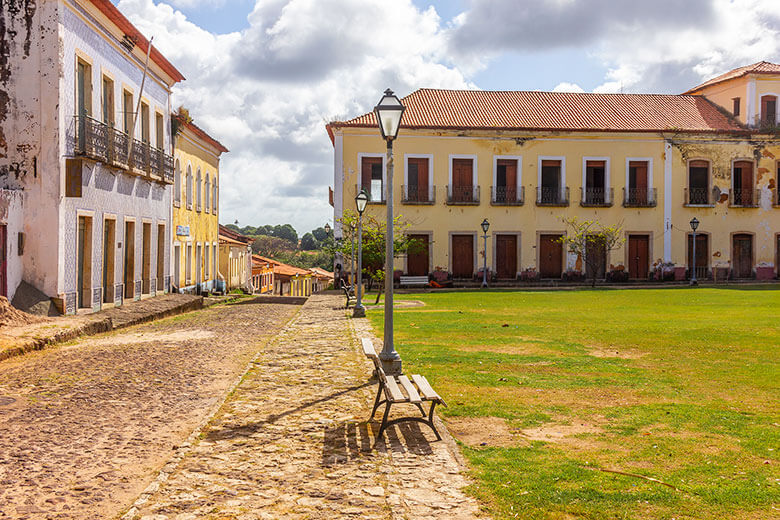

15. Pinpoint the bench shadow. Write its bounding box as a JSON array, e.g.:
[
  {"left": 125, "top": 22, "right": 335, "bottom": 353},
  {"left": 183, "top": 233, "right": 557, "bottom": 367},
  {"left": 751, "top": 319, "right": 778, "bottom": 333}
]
[{"left": 322, "top": 418, "right": 435, "bottom": 467}]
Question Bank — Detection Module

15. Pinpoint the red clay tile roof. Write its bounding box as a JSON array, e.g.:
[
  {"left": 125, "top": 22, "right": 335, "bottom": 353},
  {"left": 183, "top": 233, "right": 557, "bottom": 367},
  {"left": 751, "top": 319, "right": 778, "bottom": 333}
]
[
  {"left": 176, "top": 116, "right": 229, "bottom": 154},
  {"left": 327, "top": 88, "right": 745, "bottom": 138},
  {"left": 219, "top": 225, "right": 253, "bottom": 244},
  {"left": 90, "top": 0, "right": 185, "bottom": 84},
  {"left": 685, "top": 61, "right": 780, "bottom": 93}
]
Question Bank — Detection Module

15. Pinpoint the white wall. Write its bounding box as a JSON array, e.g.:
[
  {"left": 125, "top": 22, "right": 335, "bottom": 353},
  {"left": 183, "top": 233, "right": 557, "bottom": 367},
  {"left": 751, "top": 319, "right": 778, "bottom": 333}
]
[{"left": 0, "top": 190, "right": 25, "bottom": 300}]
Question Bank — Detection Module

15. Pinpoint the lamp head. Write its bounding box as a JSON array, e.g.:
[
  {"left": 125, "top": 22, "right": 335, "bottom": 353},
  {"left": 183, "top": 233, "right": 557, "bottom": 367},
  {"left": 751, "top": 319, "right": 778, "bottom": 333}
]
[
  {"left": 355, "top": 189, "right": 369, "bottom": 215},
  {"left": 481, "top": 218, "right": 490, "bottom": 234},
  {"left": 374, "top": 88, "right": 405, "bottom": 141},
  {"left": 690, "top": 217, "right": 699, "bottom": 231}
]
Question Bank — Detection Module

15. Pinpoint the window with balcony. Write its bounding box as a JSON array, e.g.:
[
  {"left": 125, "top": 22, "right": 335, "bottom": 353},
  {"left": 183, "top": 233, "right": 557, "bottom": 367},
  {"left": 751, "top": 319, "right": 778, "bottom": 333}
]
[
  {"left": 140, "top": 102, "right": 150, "bottom": 143},
  {"left": 761, "top": 95, "right": 777, "bottom": 127},
  {"left": 404, "top": 157, "right": 432, "bottom": 203},
  {"left": 448, "top": 157, "right": 478, "bottom": 204},
  {"left": 731, "top": 160, "right": 757, "bottom": 207},
  {"left": 625, "top": 160, "right": 655, "bottom": 207},
  {"left": 76, "top": 59, "right": 92, "bottom": 118},
  {"left": 155, "top": 111, "right": 164, "bottom": 150},
  {"left": 492, "top": 158, "right": 522, "bottom": 205},
  {"left": 537, "top": 159, "right": 568, "bottom": 205},
  {"left": 123, "top": 90, "right": 133, "bottom": 135},
  {"left": 360, "top": 156, "right": 384, "bottom": 202},
  {"left": 686, "top": 160, "right": 711, "bottom": 205},
  {"left": 581, "top": 159, "right": 611, "bottom": 206},
  {"left": 102, "top": 76, "right": 114, "bottom": 126}
]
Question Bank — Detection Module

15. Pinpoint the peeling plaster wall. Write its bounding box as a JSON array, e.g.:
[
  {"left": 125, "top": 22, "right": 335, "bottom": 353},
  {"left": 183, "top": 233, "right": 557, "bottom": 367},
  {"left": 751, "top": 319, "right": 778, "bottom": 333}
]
[
  {"left": 0, "top": 0, "right": 61, "bottom": 297},
  {"left": 0, "top": 189, "right": 24, "bottom": 299}
]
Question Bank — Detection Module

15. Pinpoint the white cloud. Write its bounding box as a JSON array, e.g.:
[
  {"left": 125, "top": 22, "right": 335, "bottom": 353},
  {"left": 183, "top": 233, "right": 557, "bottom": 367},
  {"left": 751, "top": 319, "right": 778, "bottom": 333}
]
[
  {"left": 552, "top": 82, "right": 585, "bottom": 93},
  {"left": 116, "top": 0, "right": 472, "bottom": 234}
]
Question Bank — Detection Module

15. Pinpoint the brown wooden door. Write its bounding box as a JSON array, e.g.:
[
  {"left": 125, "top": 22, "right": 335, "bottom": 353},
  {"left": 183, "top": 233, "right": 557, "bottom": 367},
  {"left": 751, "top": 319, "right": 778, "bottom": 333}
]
[
  {"left": 734, "top": 160, "right": 753, "bottom": 205},
  {"left": 628, "top": 235, "right": 649, "bottom": 279},
  {"left": 732, "top": 234, "right": 753, "bottom": 278},
  {"left": 629, "top": 161, "right": 648, "bottom": 204},
  {"left": 497, "top": 159, "right": 517, "bottom": 201},
  {"left": 495, "top": 235, "right": 517, "bottom": 279},
  {"left": 407, "top": 234, "right": 429, "bottom": 276},
  {"left": 452, "top": 159, "right": 473, "bottom": 202},
  {"left": 0, "top": 225, "right": 6, "bottom": 297},
  {"left": 539, "top": 234, "right": 562, "bottom": 278},
  {"left": 451, "top": 235, "right": 473, "bottom": 278},
  {"left": 687, "top": 234, "right": 709, "bottom": 279}
]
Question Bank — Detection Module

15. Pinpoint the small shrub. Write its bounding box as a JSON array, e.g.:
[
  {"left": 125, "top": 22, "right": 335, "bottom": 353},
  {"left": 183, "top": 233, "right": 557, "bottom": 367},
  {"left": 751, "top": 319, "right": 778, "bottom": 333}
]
[
  {"left": 606, "top": 269, "right": 629, "bottom": 283},
  {"left": 519, "top": 268, "right": 540, "bottom": 282}
]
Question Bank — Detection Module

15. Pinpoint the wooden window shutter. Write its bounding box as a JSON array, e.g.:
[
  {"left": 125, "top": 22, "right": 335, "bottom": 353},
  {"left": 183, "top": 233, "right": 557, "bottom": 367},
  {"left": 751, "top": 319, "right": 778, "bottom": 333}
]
[{"left": 66, "top": 159, "right": 82, "bottom": 197}]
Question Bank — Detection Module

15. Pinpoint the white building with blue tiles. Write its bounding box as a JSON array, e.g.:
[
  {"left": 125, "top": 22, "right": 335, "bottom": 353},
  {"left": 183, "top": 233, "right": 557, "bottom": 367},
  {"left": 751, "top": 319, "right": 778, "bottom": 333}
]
[{"left": 0, "top": 0, "right": 184, "bottom": 313}]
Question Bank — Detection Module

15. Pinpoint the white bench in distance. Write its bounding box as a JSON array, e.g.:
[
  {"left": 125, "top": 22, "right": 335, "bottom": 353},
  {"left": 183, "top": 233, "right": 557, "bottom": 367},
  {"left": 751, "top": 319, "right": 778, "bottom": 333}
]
[
  {"left": 361, "top": 337, "right": 446, "bottom": 442},
  {"left": 399, "top": 275, "right": 428, "bottom": 288}
]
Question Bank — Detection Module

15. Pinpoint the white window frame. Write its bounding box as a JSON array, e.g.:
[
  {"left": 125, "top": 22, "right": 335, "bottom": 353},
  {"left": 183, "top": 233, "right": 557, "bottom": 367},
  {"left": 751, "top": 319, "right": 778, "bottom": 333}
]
[
  {"left": 759, "top": 92, "right": 780, "bottom": 124},
  {"left": 624, "top": 157, "right": 654, "bottom": 191},
  {"left": 537, "top": 155, "right": 566, "bottom": 191},
  {"left": 403, "top": 153, "right": 434, "bottom": 199},
  {"left": 492, "top": 155, "right": 522, "bottom": 200},
  {"left": 581, "top": 156, "right": 611, "bottom": 190},
  {"left": 448, "top": 154, "right": 478, "bottom": 198}
]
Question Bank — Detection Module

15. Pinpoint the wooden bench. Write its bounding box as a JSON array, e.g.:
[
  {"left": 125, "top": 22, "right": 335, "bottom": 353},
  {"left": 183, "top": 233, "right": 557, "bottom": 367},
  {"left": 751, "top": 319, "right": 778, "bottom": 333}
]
[
  {"left": 361, "top": 337, "right": 446, "bottom": 442},
  {"left": 399, "top": 275, "right": 429, "bottom": 288},
  {"left": 342, "top": 285, "right": 355, "bottom": 308}
]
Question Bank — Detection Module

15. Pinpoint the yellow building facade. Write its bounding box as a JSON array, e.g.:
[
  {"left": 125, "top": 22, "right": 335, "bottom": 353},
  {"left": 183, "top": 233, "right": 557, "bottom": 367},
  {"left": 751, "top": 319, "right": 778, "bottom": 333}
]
[
  {"left": 172, "top": 118, "right": 227, "bottom": 293},
  {"left": 328, "top": 62, "right": 780, "bottom": 283}
]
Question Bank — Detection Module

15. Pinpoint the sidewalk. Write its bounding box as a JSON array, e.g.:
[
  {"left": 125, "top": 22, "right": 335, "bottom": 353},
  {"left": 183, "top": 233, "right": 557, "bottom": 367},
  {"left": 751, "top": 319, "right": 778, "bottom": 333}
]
[
  {"left": 125, "top": 294, "right": 484, "bottom": 520},
  {"left": 0, "top": 294, "right": 203, "bottom": 361}
]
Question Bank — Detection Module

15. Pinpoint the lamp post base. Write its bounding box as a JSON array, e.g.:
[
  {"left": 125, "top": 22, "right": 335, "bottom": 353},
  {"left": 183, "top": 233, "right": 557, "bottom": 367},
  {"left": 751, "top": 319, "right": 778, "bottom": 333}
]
[
  {"left": 352, "top": 304, "right": 366, "bottom": 318},
  {"left": 690, "top": 279, "right": 698, "bottom": 286},
  {"left": 380, "top": 356, "right": 402, "bottom": 376}
]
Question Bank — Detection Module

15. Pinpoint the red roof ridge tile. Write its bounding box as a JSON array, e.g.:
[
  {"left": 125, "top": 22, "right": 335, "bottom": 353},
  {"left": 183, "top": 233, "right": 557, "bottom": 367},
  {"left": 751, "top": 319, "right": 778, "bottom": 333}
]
[{"left": 684, "top": 61, "right": 780, "bottom": 93}]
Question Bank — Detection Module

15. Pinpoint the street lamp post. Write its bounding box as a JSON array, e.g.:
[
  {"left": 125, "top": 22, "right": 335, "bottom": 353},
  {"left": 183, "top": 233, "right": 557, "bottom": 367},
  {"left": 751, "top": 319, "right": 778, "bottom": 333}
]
[
  {"left": 353, "top": 190, "right": 369, "bottom": 317},
  {"left": 350, "top": 222, "right": 356, "bottom": 288},
  {"left": 690, "top": 217, "right": 699, "bottom": 286},
  {"left": 374, "top": 88, "right": 405, "bottom": 376},
  {"left": 481, "top": 218, "right": 490, "bottom": 288}
]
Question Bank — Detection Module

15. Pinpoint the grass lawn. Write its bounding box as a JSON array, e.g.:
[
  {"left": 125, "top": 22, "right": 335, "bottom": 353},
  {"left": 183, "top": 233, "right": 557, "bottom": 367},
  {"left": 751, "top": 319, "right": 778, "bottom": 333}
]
[{"left": 365, "top": 288, "right": 780, "bottom": 520}]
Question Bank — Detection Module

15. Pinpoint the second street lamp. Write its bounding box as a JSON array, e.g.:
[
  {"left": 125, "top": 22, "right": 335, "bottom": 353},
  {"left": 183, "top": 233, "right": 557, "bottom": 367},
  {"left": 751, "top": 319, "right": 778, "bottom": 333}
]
[
  {"left": 374, "top": 88, "right": 405, "bottom": 376},
  {"left": 353, "top": 190, "right": 369, "bottom": 317},
  {"left": 690, "top": 217, "right": 700, "bottom": 286},
  {"left": 481, "top": 218, "right": 490, "bottom": 288}
]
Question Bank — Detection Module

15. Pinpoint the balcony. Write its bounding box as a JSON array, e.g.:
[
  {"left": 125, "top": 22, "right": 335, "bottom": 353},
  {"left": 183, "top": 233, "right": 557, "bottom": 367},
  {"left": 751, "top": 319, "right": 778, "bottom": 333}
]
[
  {"left": 74, "top": 116, "right": 174, "bottom": 184},
  {"left": 491, "top": 185, "right": 524, "bottom": 206},
  {"left": 536, "top": 186, "right": 570, "bottom": 206},
  {"left": 401, "top": 185, "right": 435, "bottom": 204},
  {"left": 623, "top": 188, "right": 657, "bottom": 208},
  {"left": 580, "top": 187, "right": 614, "bottom": 207},
  {"left": 354, "top": 184, "right": 385, "bottom": 204},
  {"left": 684, "top": 187, "right": 715, "bottom": 207},
  {"left": 446, "top": 185, "right": 480, "bottom": 205},
  {"left": 729, "top": 188, "right": 760, "bottom": 208}
]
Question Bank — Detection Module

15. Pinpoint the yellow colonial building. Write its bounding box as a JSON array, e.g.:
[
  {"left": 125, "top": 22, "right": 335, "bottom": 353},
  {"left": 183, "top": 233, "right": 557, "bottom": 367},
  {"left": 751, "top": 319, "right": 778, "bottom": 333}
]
[
  {"left": 173, "top": 117, "right": 228, "bottom": 293},
  {"left": 327, "top": 62, "right": 780, "bottom": 283}
]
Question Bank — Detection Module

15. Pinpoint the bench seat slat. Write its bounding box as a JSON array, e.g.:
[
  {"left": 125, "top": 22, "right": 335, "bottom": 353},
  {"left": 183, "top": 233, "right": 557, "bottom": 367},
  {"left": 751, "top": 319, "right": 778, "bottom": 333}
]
[
  {"left": 384, "top": 377, "right": 406, "bottom": 402},
  {"left": 411, "top": 374, "right": 440, "bottom": 401},
  {"left": 396, "top": 375, "right": 422, "bottom": 403}
]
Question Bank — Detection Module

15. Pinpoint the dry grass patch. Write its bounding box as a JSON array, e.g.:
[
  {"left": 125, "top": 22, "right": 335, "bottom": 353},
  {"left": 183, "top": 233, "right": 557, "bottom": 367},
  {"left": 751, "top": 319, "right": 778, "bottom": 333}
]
[{"left": 446, "top": 416, "right": 528, "bottom": 448}]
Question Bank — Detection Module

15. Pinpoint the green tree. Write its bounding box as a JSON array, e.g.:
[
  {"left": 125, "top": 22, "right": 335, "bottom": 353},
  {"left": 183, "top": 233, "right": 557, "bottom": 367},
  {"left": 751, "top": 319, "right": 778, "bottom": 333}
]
[
  {"left": 559, "top": 217, "right": 625, "bottom": 287},
  {"left": 311, "top": 226, "right": 328, "bottom": 243},
  {"left": 300, "top": 232, "right": 319, "bottom": 251},
  {"left": 330, "top": 211, "right": 423, "bottom": 303},
  {"left": 252, "top": 235, "right": 295, "bottom": 257},
  {"left": 273, "top": 224, "right": 298, "bottom": 244}
]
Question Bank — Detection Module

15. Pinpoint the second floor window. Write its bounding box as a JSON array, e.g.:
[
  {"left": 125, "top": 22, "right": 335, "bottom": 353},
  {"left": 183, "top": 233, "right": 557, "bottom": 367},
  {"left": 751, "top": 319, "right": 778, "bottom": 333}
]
[
  {"left": 761, "top": 95, "right": 777, "bottom": 126},
  {"left": 123, "top": 90, "right": 133, "bottom": 135},
  {"left": 102, "top": 76, "right": 114, "bottom": 126},
  {"left": 141, "top": 102, "right": 150, "bottom": 143},
  {"left": 627, "top": 160, "right": 650, "bottom": 205},
  {"left": 174, "top": 160, "right": 181, "bottom": 204},
  {"left": 406, "top": 158, "right": 429, "bottom": 202},
  {"left": 584, "top": 160, "right": 606, "bottom": 204},
  {"left": 540, "top": 159, "right": 562, "bottom": 203},
  {"left": 186, "top": 166, "right": 193, "bottom": 208},
  {"left": 688, "top": 160, "right": 710, "bottom": 205},
  {"left": 361, "top": 156, "right": 383, "bottom": 202},
  {"left": 733, "top": 97, "right": 740, "bottom": 116},
  {"left": 733, "top": 160, "right": 755, "bottom": 206},
  {"left": 495, "top": 159, "right": 518, "bottom": 202},
  {"left": 205, "top": 174, "right": 211, "bottom": 212},
  {"left": 451, "top": 158, "right": 474, "bottom": 202},
  {"left": 76, "top": 59, "right": 92, "bottom": 118},
  {"left": 196, "top": 169, "right": 202, "bottom": 211},
  {"left": 156, "top": 112, "right": 164, "bottom": 150}
]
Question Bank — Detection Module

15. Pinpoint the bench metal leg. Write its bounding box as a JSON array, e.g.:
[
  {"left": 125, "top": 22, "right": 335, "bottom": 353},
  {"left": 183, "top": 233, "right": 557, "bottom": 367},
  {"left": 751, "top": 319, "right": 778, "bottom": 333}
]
[
  {"left": 414, "top": 402, "right": 427, "bottom": 417},
  {"left": 376, "top": 401, "right": 392, "bottom": 441},
  {"left": 373, "top": 400, "right": 442, "bottom": 444},
  {"left": 370, "top": 383, "right": 384, "bottom": 418}
]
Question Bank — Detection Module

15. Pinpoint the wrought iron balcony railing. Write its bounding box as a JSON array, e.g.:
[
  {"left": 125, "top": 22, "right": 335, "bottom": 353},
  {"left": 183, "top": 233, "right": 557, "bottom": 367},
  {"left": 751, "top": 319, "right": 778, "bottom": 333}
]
[
  {"left": 491, "top": 185, "right": 524, "bottom": 205},
  {"left": 580, "top": 187, "right": 614, "bottom": 207},
  {"left": 536, "top": 186, "right": 570, "bottom": 206},
  {"left": 446, "top": 185, "right": 480, "bottom": 205},
  {"left": 729, "top": 188, "right": 761, "bottom": 207},
  {"left": 684, "top": 187, "right": 715, "bottom": 206},
  {"left": 354, "top": 184, "right": 386, "bottom": 204},
  {"left": 401, "top": 185, "right": 435, "bottom": 204},
  {"left": 74, "top": 116, "right": 174, "bottom": 184},
  {"left": 623, "top": 188, "right": 657, "bottom": 207}
]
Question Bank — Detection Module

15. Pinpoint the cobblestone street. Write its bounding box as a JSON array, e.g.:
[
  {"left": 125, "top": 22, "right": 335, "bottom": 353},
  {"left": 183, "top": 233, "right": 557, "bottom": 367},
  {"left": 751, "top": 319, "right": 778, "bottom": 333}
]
[
  {"left": 128, "top": 294, "right": 483, "bottom": 520},
  {"left": 0, "top": 299, "right": 299, "bottom": 519}
]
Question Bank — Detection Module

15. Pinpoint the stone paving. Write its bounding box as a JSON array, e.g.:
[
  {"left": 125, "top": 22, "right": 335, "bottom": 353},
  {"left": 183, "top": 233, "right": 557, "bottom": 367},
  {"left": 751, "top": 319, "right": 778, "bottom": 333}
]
[
  {"left": 128, "top": 294, "right": 484, "bottom": 520},
  {"left": 0, "top": 298, "right": 299, "bottom": 519}
]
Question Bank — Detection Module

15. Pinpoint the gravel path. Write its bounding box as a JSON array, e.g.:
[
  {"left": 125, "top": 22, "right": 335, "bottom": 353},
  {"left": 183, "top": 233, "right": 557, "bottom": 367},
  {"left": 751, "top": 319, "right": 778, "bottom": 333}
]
[{"left": 0, "top": 299, "right": 299, "bottom": 519}]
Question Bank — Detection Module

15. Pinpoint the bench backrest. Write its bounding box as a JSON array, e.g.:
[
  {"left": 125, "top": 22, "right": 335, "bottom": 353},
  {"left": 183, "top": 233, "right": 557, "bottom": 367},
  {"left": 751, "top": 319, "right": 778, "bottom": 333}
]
[{"left": 361, "top": 337, "right": 388, "bottom": 383}]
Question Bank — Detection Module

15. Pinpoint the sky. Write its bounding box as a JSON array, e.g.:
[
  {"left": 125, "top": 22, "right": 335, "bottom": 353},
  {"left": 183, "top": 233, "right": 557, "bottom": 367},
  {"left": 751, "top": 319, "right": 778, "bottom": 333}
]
[{"left": 113, "top": 0, "right": 780, "bottom": 235}]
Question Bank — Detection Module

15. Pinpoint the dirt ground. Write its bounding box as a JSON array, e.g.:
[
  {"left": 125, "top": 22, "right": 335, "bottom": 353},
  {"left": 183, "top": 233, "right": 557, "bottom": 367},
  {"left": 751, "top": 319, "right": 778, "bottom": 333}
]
[{"left": 0, "top": 299, "right": 299, "bottom": 519}]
